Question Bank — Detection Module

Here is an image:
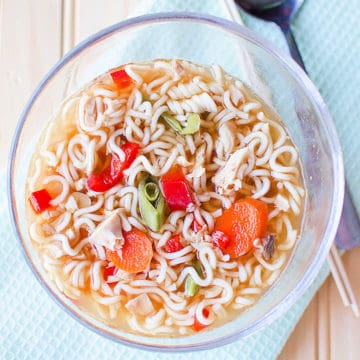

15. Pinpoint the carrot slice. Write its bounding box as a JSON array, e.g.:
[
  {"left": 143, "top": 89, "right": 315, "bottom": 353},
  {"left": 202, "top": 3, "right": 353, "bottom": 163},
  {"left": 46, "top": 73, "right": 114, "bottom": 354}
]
[
  {"left": 106, "top": 229, "right": 153, "bottom": 273},
  {"left": 214, "top": 198, "right": 268, "bottom": 258}
]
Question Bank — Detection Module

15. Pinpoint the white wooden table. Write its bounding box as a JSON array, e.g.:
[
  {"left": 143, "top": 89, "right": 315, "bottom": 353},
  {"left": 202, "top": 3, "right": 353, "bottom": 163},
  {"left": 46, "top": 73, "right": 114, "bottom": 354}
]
[{"left": 1, "top": 1, "right": 359, "bottom": 358}]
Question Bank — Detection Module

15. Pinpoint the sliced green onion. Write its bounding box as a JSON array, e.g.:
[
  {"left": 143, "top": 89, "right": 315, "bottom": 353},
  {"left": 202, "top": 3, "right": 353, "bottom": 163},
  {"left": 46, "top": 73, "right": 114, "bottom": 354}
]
[
  {"left": 155, "top": 194, "right": 167, "bottom": 227},
  {"left": 185, "top": 275, "right": 199, "bottom": 297},
  {"left": 144, "top": 182, "right": 159, "bottom": 202},
  {"left": 138, "top": 174, "right": 167, "bottom": 232},
  {"left": 161, "top": 112, "right": 183, "bottom": 132},
  {"left": 181, "top": 113, "right": 200, "bottom": 135},
  {"left": 184, "top": 260, "right": 204, "bottom": 297},
  {"left": 193, "top": 260, "right": 204, "bottom": 278},
  {"left": 161, "top": 112, "right": 201, "bottom": 135}
]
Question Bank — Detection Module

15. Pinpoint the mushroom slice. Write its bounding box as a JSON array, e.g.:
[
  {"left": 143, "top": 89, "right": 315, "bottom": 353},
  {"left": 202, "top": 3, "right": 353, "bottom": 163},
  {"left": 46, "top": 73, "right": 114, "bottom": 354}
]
[{"left": 262, "top": 234, "right": 275, "bottom": 261}]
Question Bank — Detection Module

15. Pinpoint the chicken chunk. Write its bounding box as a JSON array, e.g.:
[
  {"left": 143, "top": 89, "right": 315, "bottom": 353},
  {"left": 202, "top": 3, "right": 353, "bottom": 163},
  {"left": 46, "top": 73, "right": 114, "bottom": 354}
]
[
  {"left": 216, "top": 122, "right": 237, "bottom": 159},
  {"left": 213, "top": 147, "right": 249, "bottom": 195},
  {"left": 88, "top": 212, "right": 124, "bottom": 251},
  {"left": 125, "top": 293, "right": 155, "bottom": 316}
]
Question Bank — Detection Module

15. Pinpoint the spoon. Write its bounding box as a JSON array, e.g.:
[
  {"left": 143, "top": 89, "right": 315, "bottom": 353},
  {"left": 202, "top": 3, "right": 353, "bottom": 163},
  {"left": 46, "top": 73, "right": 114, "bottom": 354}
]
[
  {"left": 236, "top": 0, "right": 304, "bottom": 66},
  {"left": 233, "top": 0, "right": 360, "bottom": 316},
  {"left": 235, "top": 0, "right": 360, "bottom": 251}
]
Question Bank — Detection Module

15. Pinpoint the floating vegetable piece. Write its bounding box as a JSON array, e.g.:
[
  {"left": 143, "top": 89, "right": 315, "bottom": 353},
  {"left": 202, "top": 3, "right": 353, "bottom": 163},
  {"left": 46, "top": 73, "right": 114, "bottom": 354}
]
[
  {"left": 180, "top": 113, "right": 201, "bottom": 135},
  {"left": 262, "top": 234, "right": 275, "bottom": 261},
  {"left": 214, "top": 198, "right": 268, "bottom": 258},
  {"left": 29, "top": 189, "right": 52, "bottom": 213},
  {"left": 161, "top": 165, "right": 194, "bottom": 211},
  {"left": 165, "top": 234, "right": 184, "bottom": 253},
  {"left": 161, "top": 112, "right": 182, "bottom": 133},
  {"left": 143, "top": 182, "right": 159, "bottom": 202},
  {"left": 193, "top": 308, "right": 210, "bottom": 332},
  {"left": 106, "top": 228, "right": 153, "bottom": 274},
  {"left": 193, "top": 259, "right": 204, "bottom": 278},
  {"left": 87, "top": 142, "right": 139, "bottom": 192},
  {"left": 184, "top": 260, "right": 204, "bottom": 297},
  {"left": 185, "top": 275, "right": 198, "bottom": 297},
  {"left": 103, "top": 265, "right": 118, "bottom": 285},
  {"left": 211, "top": 230, "right": 230, "bottom": 251},
  {"left": 138, "top": 174, "right": 167, "bottom": 231},
  {"left": 161, "top": 112, "right": 201, "bottom": 135},
  {"left": 110, "top": 68, "right": 133, "bottom": 88}
]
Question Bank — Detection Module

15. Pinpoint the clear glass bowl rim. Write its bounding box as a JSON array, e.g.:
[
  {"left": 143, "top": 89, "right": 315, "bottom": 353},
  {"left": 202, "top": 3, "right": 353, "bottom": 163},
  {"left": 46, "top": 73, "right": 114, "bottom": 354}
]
[{"left": 7, "top": 12, "right": 344, "bottom": 352}]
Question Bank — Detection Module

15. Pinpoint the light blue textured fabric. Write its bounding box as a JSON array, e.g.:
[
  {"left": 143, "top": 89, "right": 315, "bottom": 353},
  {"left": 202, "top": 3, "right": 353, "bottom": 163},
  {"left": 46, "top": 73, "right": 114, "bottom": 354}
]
[{"left": 2, "top": 0, "right": 359, "bottom": 359}]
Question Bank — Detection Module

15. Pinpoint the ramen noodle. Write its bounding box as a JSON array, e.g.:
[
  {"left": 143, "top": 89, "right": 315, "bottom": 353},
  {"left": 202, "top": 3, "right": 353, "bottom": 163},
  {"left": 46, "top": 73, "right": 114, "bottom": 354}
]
[{"left": 26, "top": 59, "right": 305, "bottom": 336}]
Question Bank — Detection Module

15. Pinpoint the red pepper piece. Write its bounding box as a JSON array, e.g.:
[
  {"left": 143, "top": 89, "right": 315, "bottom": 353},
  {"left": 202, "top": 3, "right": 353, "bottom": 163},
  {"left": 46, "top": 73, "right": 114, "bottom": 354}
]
[
  {"left": 165, "top": 234, "right": 184, "bottom": 253},
  {"left": 120, "top": 142, "right": 139, "bottom": 169},
  {"left": 161, "top": 165, "right": 194, "bottom": 211},
  {"left": 110, "top": 68, "right": 133, "bottom": 88},
  {"left": 193, "top": 308, "right": 210, "bottom": 332},
  {"left": 103, "top": 265, "right": 118, "bottom": 285},
  {"left": 211, "top": 230, "right": 231, "bottom": 251},
  {"left": 29, "top": 189, "right": 52, "bottom": 213},
  {"left": 87, "top": 142, "right": 139, "bottom": 192}
]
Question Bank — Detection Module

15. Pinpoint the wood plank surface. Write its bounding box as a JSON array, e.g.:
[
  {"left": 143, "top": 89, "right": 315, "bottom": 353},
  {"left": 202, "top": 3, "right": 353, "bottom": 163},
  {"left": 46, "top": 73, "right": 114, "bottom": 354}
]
[
  {"left": 1, "top": 0, "right": 359, "bottom": 359},
  {"left": 329, "top": 248, "right": 360, "bottom": 360},
  {"left": 0, "top": 0, "right": 62, "bottom": 169}
]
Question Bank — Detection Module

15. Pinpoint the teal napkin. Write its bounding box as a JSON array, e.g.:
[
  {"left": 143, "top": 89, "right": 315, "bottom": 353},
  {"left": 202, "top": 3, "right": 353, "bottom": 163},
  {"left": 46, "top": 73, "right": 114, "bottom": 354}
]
[{"left": 2, "top": 0, "right": 359, "bottom": 359}]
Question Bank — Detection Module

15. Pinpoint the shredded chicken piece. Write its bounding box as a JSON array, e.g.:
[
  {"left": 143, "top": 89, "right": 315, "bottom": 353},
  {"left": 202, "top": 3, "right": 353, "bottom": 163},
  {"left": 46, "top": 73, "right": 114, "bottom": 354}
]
[
  {"left": 213, "top": 147, "right": 249, "bottom": 195},
  {"left": 88, "top": 212, "right": 124, "bottom": 251},
  {"left": 125, "top": 293, "right": 155, "bottom": 316},
  {"left": 216, "top": 122, "right": 237, "bottom": 159}
]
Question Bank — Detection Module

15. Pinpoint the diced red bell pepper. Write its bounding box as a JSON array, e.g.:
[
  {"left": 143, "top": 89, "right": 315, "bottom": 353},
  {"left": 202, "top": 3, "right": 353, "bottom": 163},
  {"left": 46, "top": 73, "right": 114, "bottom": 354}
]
[
  {"left": 87, "top": 142, "right": 139, "bottom": 192},
  {"left": 193, "top": 308, "right": 210, "bottom": 332},
  {"left": 110, "top": 68, "right": 133, "bottom": 88},
  {"left": 211, "top": 230, "right": 231, "bottom": 251},
  {"left": 165, "top": 234, "right": 184, "bottom": 253},
  {"left": 161, "top": 165, "right": 194, "bottom": 211},
  {"left": 103, "top": 265, "right": 118, "bottom": 285},
  {"left": 29, "top": 189, "right": 52, "bottom": 213}
]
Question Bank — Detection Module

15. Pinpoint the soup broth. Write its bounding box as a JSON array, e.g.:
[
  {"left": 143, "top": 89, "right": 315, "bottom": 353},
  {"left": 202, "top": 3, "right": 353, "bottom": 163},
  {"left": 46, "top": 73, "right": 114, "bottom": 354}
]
[{"left": 26, "top": 59, "right": 305, "bottom": 336}]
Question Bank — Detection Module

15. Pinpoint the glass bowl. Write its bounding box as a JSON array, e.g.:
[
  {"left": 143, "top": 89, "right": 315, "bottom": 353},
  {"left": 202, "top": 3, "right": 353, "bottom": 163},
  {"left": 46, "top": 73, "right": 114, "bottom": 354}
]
[{"left": 8, "top": 12, "right": 344, "bottom": 352}]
